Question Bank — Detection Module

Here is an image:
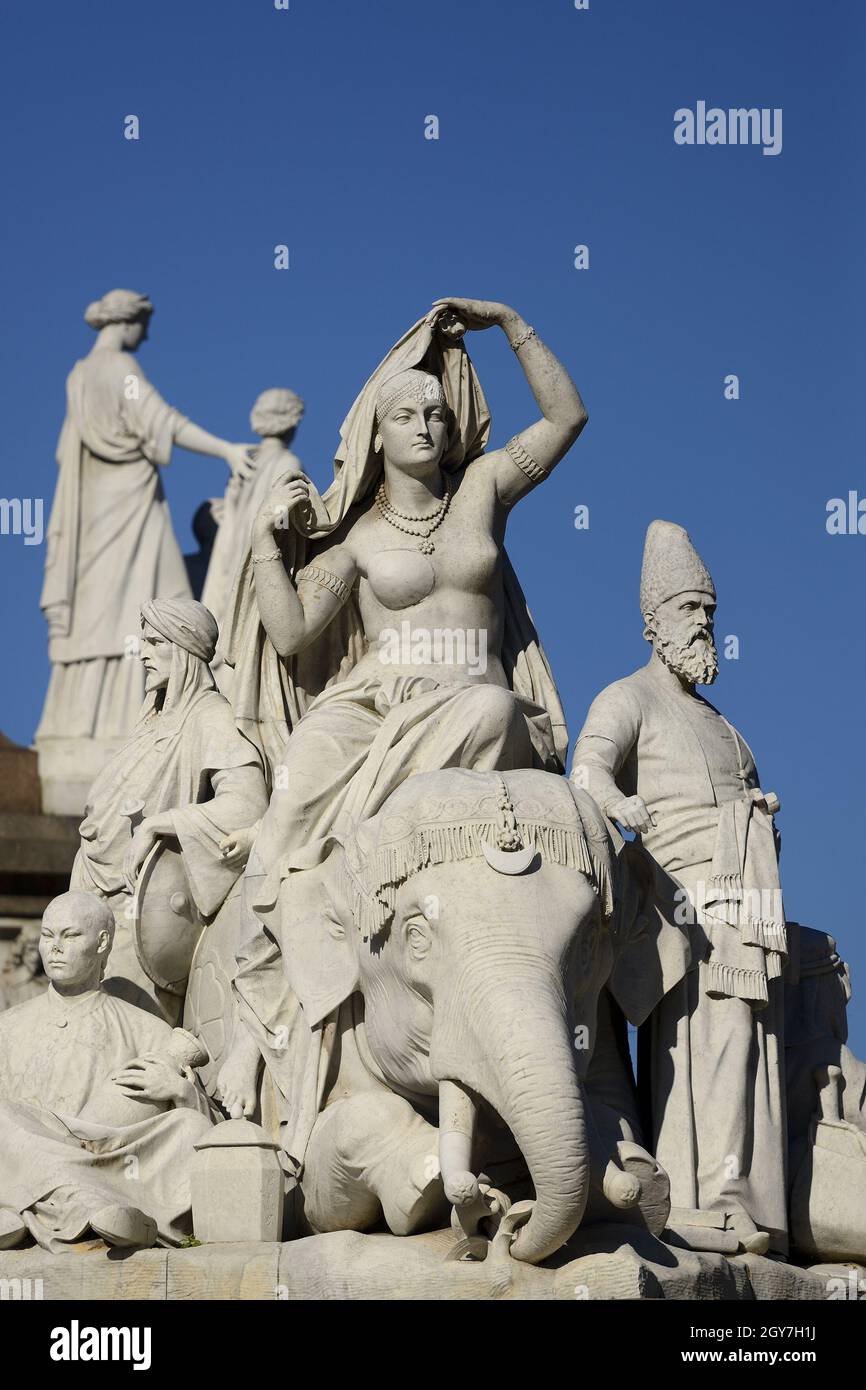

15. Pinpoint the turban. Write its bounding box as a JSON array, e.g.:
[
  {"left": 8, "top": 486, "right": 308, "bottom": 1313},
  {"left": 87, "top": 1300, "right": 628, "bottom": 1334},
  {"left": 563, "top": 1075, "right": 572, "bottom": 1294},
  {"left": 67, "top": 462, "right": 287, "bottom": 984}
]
[
  {"left": 640, "top": 519, "right": 715, "bottom": 614},
  {"left": 375, "top": 368, "right": 447, "bottom": 424},
  {"left": 140, "top": 598, "right": 218, "bottom": 663},
  {"left": 84, "top": 289, "right": 153, "bottom": 329},
  {"left": 250, "top": 388, "right": 305, "bottom": 438}
]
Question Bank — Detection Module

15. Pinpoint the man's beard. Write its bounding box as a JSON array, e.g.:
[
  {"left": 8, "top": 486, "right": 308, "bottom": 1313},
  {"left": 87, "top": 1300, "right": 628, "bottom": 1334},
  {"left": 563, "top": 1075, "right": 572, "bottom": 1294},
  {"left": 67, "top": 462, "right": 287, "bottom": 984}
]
[{"left": 651, "top": 621, "right": 719, "bottom": 686}]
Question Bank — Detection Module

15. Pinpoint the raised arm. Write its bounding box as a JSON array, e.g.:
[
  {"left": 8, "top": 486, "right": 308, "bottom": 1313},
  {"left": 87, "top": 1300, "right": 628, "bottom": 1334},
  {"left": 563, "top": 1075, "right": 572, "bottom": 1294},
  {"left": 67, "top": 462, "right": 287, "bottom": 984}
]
[
  {"left": 124, "top": 367, "right": 256, "bottom": 481},
  {"left": 251, "top": 478, "right": 357, "bottom": 659},
  {"left": 431, "top": 297, "right": 588, "bottom": 507}
]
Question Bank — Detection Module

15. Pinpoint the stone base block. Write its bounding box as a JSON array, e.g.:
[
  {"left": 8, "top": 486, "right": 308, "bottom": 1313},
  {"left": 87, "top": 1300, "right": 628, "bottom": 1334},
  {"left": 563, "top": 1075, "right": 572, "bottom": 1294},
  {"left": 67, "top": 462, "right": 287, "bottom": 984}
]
[{"left": 0, "top": 1225, "right": 856, "bottom": 1301}]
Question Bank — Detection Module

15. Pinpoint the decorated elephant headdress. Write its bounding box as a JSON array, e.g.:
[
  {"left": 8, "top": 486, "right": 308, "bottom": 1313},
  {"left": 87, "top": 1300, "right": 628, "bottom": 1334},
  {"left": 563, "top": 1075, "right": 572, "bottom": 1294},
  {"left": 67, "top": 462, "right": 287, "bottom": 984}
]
[{"left": 340, "top": 768, "right": 616, "bottom": 943}]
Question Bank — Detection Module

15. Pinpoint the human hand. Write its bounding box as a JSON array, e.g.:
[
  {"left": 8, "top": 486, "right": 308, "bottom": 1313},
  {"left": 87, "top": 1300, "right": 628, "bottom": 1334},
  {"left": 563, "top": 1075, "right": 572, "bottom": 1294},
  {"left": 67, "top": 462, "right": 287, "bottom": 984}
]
[
  {"left": 225, "top": 443, "right": 258, "bottom": 481},
  {"left": 111, "top": 1053, "right": 190, "bottom": 1106},
  {"left": 607, "top": 795, "right": 656, "bottom": 835},
  {"left": 430, "top": 297, "right": 512, "bottom": 334},
  {"left": 122, "top": 814, "right": 171, "bottom": 892},
  {"left": 44, "top": 603, "right": 69, "bottom": 638},
  {"left": 252, "top": 478, "right": 311, "bottom": 541},
  {"left": 219, "top": 824, "right": 258, "bottom": 872}
]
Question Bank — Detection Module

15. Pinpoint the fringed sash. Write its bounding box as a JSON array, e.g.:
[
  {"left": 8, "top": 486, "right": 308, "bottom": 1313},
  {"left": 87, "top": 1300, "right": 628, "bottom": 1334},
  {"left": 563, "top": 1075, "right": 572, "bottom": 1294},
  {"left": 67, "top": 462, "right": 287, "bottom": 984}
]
[{"left": 700, "top": 796, "right": 787, "bottom": 1008}]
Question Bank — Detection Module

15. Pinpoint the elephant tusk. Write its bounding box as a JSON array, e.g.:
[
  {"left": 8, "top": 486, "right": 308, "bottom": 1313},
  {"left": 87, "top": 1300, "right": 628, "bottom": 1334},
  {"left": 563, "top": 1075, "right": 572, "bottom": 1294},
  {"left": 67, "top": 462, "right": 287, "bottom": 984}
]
[
  {"left": 602, "top": 1159, "right": 641, "bottom": 1209},
  {"left": 439, "top": 1079, "right": 479, "bottom": 1208},
  {"left": 439, "top": 1080, "right": 514, "bottom": 1257}
]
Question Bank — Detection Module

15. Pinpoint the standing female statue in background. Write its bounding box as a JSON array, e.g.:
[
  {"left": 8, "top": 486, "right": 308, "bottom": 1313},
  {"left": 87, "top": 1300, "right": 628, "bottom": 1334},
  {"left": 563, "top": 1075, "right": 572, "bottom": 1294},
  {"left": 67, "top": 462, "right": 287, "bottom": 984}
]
[{"left": 36, "top": 289, "right": 256, "bottom": 815}]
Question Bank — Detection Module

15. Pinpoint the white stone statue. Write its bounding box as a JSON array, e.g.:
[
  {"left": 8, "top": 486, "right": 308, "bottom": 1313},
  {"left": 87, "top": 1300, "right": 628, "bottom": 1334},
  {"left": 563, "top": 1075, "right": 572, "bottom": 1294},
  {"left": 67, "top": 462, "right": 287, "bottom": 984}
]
[
  {"left": 201, "top": 388, "right": 306, "bottom": 694},
  {"left": 191, "top": 765, "right": 667, "bottom": 1261},
  {"left": 215, "top": 298, "right": 588, "bottom": 1113},
  {"left": 71, "top": 597, "right": 268, "bottom": 1022},
  {"left": 0, "top": 891, "right": 214, "bottom": 1253},
  {"left": 0, "top": 923, "right": 47, "bottom": 1011},
  {"left": 7, "top": 289, "right": 862, "bottom": 1298},
  {"left": 37, "top": 289, "right": 258, "bottom": 815},
  {"left": 785, "top": 925, "right": 866, "bottom": 1262},
  {"left": 571, "top": 521, "right": 787, "bottom": 1255}
]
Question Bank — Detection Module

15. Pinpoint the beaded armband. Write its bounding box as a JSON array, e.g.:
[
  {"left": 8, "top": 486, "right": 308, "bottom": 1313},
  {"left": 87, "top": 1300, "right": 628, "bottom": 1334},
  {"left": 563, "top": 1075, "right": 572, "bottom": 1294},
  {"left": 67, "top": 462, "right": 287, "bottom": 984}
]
[
  {"left": 505, "top": 435, "right": 548, "bottom": 484},
  {"left": 296, "top": 564, "right": 352, "bottom": 604},
  {"left": 508, "top": 325, "right": 537, "bottom": 353}
]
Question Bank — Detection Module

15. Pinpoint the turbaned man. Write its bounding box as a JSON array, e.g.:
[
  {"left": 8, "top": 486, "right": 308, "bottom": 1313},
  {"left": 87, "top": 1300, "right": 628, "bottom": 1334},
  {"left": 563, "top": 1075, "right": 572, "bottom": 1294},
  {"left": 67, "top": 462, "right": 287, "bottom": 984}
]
[
  {"left": 571, "top": 520, "right": 788, "bottom": 1255},
  {"left": 72, "top": 598, "right": 268, "bottom": 1020}
]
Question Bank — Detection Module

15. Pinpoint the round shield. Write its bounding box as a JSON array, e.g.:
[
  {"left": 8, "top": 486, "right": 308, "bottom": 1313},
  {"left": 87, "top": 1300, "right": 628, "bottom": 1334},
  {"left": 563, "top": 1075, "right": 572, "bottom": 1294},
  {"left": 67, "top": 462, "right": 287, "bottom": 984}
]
[
  {"left": 183, "top": 883, "right": 243, "bottom": 1095},
  {"left": 133, "top": 838, "right": 205, "bottom": 996}
]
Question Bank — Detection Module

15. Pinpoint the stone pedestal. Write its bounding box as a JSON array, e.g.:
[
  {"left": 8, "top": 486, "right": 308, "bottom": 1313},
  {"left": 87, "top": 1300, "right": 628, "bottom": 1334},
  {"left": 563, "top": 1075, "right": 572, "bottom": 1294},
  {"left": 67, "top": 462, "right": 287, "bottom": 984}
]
[{"left": 192, "top": 1118, "right": 285, "bottom": 1243}]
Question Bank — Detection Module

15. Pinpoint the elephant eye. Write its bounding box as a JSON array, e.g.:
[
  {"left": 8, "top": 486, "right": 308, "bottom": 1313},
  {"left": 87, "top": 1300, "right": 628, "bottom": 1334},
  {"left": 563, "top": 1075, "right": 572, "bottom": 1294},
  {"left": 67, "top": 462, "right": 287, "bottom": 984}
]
[{"left": 405, "top": 920, "right": 430, "bottom": 956}]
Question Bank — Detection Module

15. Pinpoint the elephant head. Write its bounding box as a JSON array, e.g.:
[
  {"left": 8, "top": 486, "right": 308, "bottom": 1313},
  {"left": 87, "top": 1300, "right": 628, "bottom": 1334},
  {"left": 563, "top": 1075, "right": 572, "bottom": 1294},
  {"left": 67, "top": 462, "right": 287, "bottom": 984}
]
[{"left": 285, "top": 767, "right": 618, "bottom": 1265}]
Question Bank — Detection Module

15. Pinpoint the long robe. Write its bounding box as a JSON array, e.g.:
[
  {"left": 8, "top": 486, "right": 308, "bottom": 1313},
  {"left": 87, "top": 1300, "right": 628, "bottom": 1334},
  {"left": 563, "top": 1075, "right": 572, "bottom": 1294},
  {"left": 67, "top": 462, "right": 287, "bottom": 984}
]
[
  {"left": 202, "top": 443, "right": 304, "bottom": 679},
  {"left": 0, "top": 985, "right": 213, "bottom": 1251},
  {"left": 37, "top": 348, "right": 192, "bottom": 743},
  {"left": 72, "top": 685, "right": 268, "bottom": 1017},
  {"left": 574, "top": 658, "right": 788, "bottom": 1249}
]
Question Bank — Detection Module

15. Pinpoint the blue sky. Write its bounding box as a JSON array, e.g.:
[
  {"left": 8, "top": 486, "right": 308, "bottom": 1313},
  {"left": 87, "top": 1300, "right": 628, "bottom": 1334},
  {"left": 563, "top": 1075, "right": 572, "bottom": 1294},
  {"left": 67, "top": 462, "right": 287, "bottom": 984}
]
[{"left": 1, "top": 0, "right": 864, "bottom": 1048}]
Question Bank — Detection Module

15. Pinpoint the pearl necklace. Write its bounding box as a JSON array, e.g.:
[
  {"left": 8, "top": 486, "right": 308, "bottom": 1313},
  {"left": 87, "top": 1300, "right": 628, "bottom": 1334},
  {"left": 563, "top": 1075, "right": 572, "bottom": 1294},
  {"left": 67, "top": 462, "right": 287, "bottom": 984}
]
[{"left": 375, "top": 478, "right": 452, "bottom": 554}]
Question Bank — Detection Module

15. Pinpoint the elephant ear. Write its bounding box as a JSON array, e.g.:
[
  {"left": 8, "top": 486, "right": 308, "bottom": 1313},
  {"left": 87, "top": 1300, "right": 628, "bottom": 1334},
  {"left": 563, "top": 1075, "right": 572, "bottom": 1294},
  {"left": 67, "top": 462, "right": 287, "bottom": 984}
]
[{"left": 280, "top": 852, "right": 360, "bottom": 1027}]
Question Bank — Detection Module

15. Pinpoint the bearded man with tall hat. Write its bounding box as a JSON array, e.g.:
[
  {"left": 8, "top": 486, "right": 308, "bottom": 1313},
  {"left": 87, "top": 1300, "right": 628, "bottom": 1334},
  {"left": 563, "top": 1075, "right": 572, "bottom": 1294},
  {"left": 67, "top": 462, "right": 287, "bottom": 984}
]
[{"left": 571, "top": 520, "right": 789, "bottom": 1256}]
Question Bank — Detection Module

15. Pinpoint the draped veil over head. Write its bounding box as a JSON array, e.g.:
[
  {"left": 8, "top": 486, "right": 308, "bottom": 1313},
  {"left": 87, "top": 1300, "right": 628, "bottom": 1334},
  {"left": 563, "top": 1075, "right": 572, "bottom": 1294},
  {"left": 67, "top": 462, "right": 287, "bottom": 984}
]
[{"left": 222, "top": 312, "right": 568, "bottom": 774}]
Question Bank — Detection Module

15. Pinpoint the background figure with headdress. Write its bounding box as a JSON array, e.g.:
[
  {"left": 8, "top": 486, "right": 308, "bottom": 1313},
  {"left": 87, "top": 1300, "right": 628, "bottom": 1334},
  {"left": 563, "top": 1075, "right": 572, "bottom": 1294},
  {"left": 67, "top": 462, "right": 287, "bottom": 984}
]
[
  {"left": 216, "top": 297, "right": 588, "bottom": 1119},
  {"left": 37, "top": 289, "right": 258, "bottom": 816},
  {"left": 202, "top": 387, "right": 307, "bottom": 697},
  {"left": 0, "top": 923, "right": 48, "bottom": 1012},
  {"left": 71, "top": 598, "right": 268, "bottom": 1022}
]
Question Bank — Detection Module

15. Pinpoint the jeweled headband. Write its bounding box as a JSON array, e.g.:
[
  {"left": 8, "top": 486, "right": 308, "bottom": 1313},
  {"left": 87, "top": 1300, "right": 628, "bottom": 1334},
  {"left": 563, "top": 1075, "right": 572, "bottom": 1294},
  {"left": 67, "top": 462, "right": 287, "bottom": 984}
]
[{"left": 374, "top": 369, "right": 447, "bottom": 424}]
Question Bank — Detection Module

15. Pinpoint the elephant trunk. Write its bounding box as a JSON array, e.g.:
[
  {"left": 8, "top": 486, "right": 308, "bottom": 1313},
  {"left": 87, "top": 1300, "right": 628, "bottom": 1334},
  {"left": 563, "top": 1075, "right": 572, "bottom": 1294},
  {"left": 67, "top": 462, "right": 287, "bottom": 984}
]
[{"left": 432, "top": 962, "right": 590, "bottom": 1265}]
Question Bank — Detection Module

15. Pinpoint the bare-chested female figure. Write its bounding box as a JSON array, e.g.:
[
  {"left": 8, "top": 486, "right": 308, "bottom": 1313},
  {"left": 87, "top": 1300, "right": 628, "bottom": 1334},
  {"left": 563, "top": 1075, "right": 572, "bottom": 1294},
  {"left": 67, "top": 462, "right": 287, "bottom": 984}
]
[{"left": 217, "top": 297, "right": 587, "bottom": 1116}]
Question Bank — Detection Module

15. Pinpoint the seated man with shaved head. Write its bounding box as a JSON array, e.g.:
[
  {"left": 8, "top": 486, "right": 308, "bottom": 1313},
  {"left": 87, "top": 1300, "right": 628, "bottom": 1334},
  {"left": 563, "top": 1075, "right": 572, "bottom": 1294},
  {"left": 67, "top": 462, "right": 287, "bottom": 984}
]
[{"left": 0, "top": 891, "right": 214, "bottom": 1253}]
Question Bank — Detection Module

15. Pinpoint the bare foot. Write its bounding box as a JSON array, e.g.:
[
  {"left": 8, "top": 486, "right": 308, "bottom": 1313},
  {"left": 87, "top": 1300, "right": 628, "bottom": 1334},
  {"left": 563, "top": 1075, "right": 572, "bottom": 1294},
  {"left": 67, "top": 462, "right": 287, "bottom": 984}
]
[{"left": 216, "top": 1027, "right": 262, "bottom": 1118}]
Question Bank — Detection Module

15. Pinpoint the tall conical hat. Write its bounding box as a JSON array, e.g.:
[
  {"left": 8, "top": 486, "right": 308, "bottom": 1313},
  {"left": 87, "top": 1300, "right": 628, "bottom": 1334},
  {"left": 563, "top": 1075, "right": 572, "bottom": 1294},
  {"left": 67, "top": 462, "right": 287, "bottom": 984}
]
[{"left": 639, "top": 520, "right": 715, "bottom": 613}]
